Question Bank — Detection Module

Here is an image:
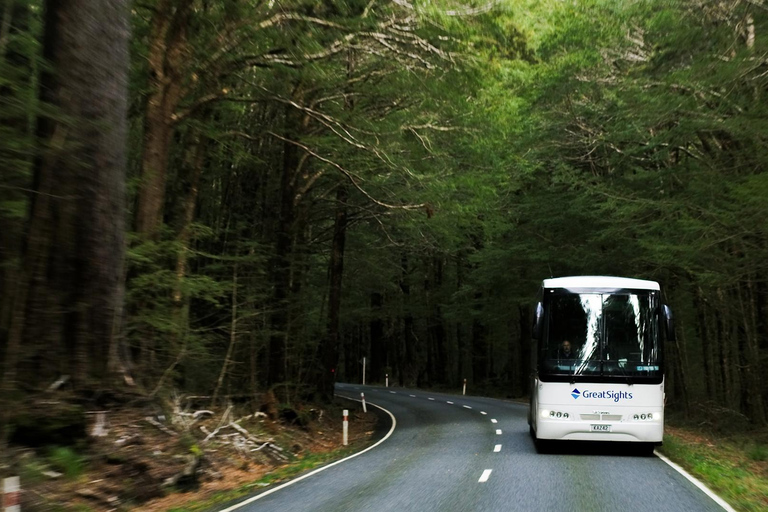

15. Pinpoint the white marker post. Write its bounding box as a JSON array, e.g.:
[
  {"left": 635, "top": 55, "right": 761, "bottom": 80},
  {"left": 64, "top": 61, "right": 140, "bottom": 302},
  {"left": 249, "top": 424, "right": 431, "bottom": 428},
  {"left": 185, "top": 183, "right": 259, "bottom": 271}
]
[
  {"left": 385, "top": 374, "right": 389, "bottom": 388},
  {"left": 91, "top": 411, "right": 108, "bottom": 437},
  {"left": 463, "top": 378, "right": 467, "bottom": 396},
  {"left": 361, "top": 392, "right": 367, "bottom": 413},
  {"left": 342, "top": 409, "right": 349, "bottom": 446},
  {"left": 3, "top": 476, "right": 20, "bottom": 512}
]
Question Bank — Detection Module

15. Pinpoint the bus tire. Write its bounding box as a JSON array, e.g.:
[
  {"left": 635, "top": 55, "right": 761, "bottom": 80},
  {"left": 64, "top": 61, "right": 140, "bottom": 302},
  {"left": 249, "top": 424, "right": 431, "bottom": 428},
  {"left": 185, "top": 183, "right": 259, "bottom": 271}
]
[{"left": 639, "top": 443, "right": 656, "bottom": 457}]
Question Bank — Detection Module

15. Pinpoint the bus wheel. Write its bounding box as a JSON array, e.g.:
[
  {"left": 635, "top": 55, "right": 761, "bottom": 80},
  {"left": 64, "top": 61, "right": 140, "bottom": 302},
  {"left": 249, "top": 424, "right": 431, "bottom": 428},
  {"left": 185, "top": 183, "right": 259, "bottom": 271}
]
[{"left": 533, "top": 434, "right": 550, "bottom": 453}]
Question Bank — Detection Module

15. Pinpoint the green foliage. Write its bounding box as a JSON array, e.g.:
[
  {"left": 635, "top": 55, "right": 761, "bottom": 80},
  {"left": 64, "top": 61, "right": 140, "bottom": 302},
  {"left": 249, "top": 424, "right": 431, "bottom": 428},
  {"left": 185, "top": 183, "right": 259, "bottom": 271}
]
[
  {"left": 48, "top": 446, "right": 85, "bottom": 480},
  {"left": 7, "top": 0, "right": 765, "bottom": 437},
  {"left": 747, "top": 444, "right": 768, "bottom": 463}
]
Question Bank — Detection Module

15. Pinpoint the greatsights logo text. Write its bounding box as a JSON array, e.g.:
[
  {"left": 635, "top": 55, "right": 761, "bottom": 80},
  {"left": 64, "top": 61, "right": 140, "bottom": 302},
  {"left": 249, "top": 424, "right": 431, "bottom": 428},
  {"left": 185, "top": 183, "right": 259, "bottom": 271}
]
[{"left": 571, "top": 388, "right": 633, "bottom": 402}]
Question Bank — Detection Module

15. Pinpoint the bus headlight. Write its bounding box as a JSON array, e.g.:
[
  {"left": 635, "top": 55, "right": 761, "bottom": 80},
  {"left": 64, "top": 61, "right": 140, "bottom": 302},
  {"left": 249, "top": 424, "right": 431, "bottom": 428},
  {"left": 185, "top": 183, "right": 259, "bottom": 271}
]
[{"left": 541, "top": 409, "right": 569, "bottom": 419}]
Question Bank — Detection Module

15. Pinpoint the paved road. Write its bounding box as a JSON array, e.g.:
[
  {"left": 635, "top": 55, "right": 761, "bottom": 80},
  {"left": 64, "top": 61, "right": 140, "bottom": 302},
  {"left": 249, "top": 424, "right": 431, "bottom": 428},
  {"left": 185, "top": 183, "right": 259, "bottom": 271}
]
[{"left": 214, "top": 383, "right": 726, "bottom": 512}]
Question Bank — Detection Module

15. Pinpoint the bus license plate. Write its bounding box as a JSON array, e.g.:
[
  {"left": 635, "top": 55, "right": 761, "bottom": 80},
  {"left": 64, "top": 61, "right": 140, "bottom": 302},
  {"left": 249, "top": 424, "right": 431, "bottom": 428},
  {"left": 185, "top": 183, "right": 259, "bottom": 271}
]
[{"left": 591, "top": 424, "right": 611, "bottom": 432}]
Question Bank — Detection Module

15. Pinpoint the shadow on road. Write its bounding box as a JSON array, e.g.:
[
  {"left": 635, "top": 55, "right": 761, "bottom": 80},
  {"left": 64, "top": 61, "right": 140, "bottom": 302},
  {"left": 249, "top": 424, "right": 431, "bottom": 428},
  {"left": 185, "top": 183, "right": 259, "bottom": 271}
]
[{"left": 534, "top": 439, "right": 656, "bottom": 457}]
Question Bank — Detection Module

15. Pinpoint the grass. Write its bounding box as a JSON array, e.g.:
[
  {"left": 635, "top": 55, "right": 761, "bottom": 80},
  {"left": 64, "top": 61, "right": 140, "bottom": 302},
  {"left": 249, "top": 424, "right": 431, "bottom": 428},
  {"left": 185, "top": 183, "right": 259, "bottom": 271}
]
[
  {"left": 658, "top": 428, "right": 768, "bottom": 512},
  {"left": 47, "top": 446, "right": 86, "bottom": 480},
  {"left": 167, "top": 446, "right": 363, "bottom": 512}
]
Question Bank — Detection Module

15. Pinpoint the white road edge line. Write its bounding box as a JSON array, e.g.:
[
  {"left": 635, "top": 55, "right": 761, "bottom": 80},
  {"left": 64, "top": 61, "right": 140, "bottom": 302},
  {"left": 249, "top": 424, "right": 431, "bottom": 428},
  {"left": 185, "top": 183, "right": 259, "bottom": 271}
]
[
  {"left": 654, "top": 451, "right": 736, "bottom": 512},
  {"left": 478, "top": 469, "right": 492, "bottom": 483},
  {"left": 494, "top": 444, "right": 502, "bottom": 453},
  {"left": 218, "top": 395, "right": 397, "bottom": 512}
]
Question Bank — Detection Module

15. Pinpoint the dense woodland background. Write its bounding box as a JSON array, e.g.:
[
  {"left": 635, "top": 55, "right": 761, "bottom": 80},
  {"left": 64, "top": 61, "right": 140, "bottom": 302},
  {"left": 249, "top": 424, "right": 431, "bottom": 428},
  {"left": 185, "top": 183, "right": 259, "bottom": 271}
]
[{"left": 1, "top": 0, "right": 768, "bottom": 440}]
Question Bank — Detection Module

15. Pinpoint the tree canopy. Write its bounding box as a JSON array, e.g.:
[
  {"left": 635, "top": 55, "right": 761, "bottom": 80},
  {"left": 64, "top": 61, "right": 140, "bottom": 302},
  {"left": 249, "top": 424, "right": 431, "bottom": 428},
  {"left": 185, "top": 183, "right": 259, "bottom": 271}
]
[{"left": 1, "top": 0, "right": 767, "bottom": 430}]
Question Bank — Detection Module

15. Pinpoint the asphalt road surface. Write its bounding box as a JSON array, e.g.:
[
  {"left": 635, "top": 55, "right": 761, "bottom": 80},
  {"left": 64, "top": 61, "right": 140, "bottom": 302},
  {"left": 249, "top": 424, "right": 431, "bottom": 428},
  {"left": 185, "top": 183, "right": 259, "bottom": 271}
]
[{"left": 214, "top": 383, "right": 727, "bottom": 512}]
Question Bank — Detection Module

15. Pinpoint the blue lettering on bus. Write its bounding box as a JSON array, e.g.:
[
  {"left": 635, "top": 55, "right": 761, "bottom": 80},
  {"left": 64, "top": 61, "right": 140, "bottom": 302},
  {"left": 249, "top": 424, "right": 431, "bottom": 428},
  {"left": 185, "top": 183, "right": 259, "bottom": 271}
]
[{"left": 575, "top": 390, "right": 634, "bottom": 402}]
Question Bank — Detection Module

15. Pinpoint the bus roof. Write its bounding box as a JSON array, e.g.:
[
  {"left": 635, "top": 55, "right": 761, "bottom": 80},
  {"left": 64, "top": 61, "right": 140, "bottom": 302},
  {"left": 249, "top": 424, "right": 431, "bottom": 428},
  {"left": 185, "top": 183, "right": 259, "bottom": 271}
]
[{"left": 542, "top": 276, "right": 660, "bottom": 291}]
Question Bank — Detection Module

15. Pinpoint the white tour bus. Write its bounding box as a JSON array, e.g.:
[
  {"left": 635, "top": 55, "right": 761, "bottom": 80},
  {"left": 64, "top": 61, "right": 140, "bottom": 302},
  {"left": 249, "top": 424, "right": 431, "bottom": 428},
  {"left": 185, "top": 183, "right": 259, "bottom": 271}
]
[{"left": 528, "top": 276, "right": 675, "bottom": 454}]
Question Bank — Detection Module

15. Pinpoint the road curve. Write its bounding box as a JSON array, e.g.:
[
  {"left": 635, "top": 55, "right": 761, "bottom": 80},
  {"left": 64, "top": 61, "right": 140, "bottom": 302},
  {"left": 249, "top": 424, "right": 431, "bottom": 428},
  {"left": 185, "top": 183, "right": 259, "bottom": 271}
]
[{"left": 212, "top": 383, "right": 726, "bottom": 512}]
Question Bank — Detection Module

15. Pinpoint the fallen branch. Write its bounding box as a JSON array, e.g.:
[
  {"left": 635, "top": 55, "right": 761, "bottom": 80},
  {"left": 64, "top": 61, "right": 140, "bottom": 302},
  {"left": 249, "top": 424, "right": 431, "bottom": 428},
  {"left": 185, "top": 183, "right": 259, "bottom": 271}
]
[
  {"left": 144, "top": 417, "right": 177, "bottom": 436},
  {"left": 202, "top": 404, "right": 233, "bottom": 443}
]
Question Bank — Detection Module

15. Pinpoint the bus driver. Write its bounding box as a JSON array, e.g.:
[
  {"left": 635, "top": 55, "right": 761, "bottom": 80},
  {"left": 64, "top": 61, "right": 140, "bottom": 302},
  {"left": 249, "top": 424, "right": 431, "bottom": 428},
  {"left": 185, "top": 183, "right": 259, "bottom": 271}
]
[{"left": 559, "top": 340, "right": 575, "bottom": 359}]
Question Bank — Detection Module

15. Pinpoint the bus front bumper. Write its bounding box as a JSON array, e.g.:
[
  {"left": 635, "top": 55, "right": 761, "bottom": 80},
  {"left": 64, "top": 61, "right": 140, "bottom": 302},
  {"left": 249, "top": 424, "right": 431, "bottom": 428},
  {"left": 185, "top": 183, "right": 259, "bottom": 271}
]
[{"left": 535, "top": 418, "right": 663, "bottom": 443}]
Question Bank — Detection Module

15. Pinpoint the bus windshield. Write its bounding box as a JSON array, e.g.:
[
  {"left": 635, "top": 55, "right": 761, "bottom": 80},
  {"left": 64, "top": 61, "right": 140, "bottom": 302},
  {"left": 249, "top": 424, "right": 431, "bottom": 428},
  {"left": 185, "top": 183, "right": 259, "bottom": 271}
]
[{"left": 540, "top": 291, "right": 661, "bottom": 381}]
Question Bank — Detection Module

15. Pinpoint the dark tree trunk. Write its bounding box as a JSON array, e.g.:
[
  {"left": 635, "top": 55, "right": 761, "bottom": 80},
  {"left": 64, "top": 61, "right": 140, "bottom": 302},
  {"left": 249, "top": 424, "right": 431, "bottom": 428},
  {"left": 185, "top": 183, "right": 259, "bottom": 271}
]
[
  {"left": 2, "top": 0, "right": 128, "bottom": 398},
  {"left": 456, "top": 253, "right": 469, "bottom": 386},
  {"left": 135, "top": 0, "right": 191, "bottom": 238},
  {"left": 471, "top": 302, "right": 488, "bottom": 385},
  {"left": 695, "top": 287, "right": 721, "bottom": 402},
  {"left": 370, "top": 292, "right": 385, "bottom": 382},
  {"left": 319, "top": 184, "right": 348, "bottom": 400},
  {"left": 267, "top": 97, "right": 307, "bottom": 388},
  {"left": 0, "top": 0, "right": 32, "bottom": 359},
  {"left": 400, "top": 253, "right": 416, "bottom": 386},
  {"left": 738, "top": 278, "right": 766, "bottom": 424},
  {"left": 509, "top": 306, "right": 524, "bottom": 397},
  {"left": 426, "top": 256, "right": 446, "bottom": 385}
]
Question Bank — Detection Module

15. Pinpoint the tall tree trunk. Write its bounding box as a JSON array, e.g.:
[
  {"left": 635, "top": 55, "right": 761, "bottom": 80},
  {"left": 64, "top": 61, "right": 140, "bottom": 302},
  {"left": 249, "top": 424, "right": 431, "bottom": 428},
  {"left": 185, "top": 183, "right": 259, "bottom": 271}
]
[
  {"left": 2, "top": 0, "right": 128, "bottom": 405},
  {"left": 737, "top": 278, "right": 766, "bottom": 424},
  {"left": 135, "top": 0, "right": 191, "bottom": 238},
  {"left": 268, "top": 95, "right": 307, "bottom": 388},
  {"left": 400, "top": 252, "right": 416, "bottom": 386},
  {"left": 370, "top": 292, "right": 385, "bottom": 382},
  {"left": 213, "top": 264, "right": 238, "bottom": 405},
  {"left": 425, "top": 255, "right": 446, "bottom": 386},
  {"left": 149, "top": 133, "right": 206, "bottom": 396},
  {"left": 319, "top": 184, "right": 348, "bottom": 400},
  {"left": 694, "top": 287, "right": 717, "bottom": 400},
  {"left": 0, "top": 0, "right": 32, "bottom": 359},
  {"left": 456, "top": 252, "right": 469, "bottom": 387}
]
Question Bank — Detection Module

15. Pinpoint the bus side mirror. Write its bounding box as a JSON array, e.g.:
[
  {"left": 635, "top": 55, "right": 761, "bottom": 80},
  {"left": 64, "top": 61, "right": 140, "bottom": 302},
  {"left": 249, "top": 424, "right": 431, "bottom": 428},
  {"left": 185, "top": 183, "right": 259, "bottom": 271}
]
[
  {"left": 532, "top": 302, "right": 543, "bottom": 340},
  {"left": 663, "top": 305, "right": 675, "bottom": 342}
]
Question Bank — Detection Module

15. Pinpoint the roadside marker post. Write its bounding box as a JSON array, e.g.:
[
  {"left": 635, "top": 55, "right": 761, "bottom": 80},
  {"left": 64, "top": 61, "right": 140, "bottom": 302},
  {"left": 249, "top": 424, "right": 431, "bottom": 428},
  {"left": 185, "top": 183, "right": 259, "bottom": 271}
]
[
  {"left": 342, "top": 409, "right": 349, "bottom": 446},
  {"left": 385, "top": 374, "right": 388, "bottom": 387},
  {"left": 463, "top": 378, "right": 467, "bottom": 396},
  {"left": 361, "top": 392, "right": 367, "bottom": 413},
  {"left": 3, "top": 476, "right": 20, "bottom": 512}
]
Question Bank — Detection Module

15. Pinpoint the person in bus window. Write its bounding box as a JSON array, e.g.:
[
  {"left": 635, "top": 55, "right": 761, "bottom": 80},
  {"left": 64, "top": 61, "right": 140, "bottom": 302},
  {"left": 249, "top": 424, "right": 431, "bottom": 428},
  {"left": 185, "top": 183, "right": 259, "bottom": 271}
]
[{"left": 558, "top": 340, "right": 575, "bottom": 359}]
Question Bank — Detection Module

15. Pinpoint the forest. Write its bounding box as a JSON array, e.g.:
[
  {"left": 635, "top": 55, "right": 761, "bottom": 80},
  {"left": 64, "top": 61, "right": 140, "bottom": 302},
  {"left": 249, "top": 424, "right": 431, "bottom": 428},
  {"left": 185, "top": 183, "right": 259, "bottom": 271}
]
[{"left": 1, "top": 0, "right": 767, "bottom": 444}]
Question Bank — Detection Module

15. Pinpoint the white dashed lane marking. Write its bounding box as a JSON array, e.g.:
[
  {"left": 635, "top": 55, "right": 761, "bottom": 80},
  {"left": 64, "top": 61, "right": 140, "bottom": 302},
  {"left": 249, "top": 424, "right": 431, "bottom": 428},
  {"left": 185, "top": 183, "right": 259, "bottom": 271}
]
[
  {"left": 479, "top": 470, "right": 492, "bottom": 483},
  {"left": 491, "top": 419, "right": 498, "bottom": 424},
  {"left": 447, "top": 401, "right": 454, "bottom": 404},
  {"left": 463, "top": 405, "right": 472, "bottom": 409},
  {"left": 480, "top": 411, "right": 487, "bottom": 415},
  {"left": 494, "top": 445, "right": 502, "bottom": 453},
  {"left": 495, "top": 429, "right": 502, "bottom": 435}
]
